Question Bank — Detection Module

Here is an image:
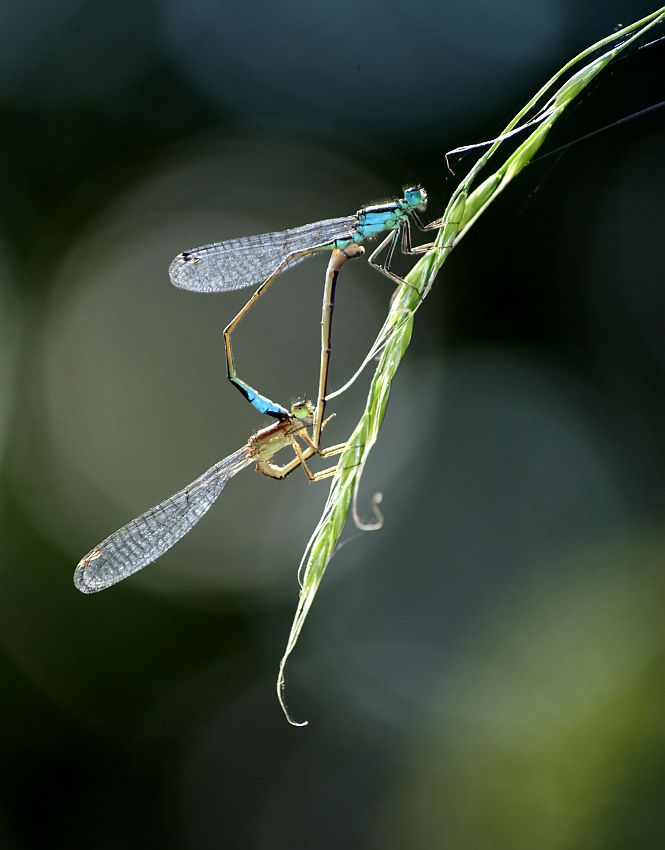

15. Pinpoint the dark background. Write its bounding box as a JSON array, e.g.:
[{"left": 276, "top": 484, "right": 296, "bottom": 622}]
[{"left": 0, "top": 2, "right": 663, "bottom": 848}]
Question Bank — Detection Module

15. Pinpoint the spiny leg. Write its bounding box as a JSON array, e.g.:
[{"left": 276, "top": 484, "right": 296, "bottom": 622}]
[
  {"left": 299, "top": 431, "right": 348, "bottom": 458},
  {"left": 319, "top": 442, "right": 347, "bottom": 457},
  {"left": 400, "top": 216, "right": 460, "bottom": 257},
  {"left": 366, "top": 228, "right": 424, "bottom": 303},
  {"left": 291, "top": 437, "right": 347, "bottom": 482},
  {"left": 367, "top": 219, "right": 458, "bottom": 296},
  {"left": 296, "top": 416, "right": 352, "bottom": 460},
  {"left": 405, "top": 216, "right": 462, "bottom": 301},
  {"left": 399, "top": 217, "right": 435, "bottom": 255},
  {"left": 411, "top": 209, "right": 464, "bottom": 235},
  {"left": 410, "top": 209, "right": 445, "bottom": 232}
]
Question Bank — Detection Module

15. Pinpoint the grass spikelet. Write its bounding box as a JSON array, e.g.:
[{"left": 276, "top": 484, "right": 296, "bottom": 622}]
[{"left": 277, "top": 8, "right": 665, "bottom": 725}]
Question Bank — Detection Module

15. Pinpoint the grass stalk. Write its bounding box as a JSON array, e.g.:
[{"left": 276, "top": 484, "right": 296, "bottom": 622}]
[{"left": 278, "top": 8, "right": 665, "bottom": 725}]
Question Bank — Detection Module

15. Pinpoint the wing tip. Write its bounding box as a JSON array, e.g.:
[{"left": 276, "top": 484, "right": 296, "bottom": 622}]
[
  {"left": 73, "top": 549, "right": 106, "bottom": 594},
  {"left": 169, "top": 251, "right": 203, "bottom": 290}
]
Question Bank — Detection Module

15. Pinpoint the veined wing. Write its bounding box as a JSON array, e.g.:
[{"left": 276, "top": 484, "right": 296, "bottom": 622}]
[
  {"left": 169, "top": 215, "right": 358, "bottom": 293},
  {"left": 74, "top": 447, "right": 253, "bottom": 593}
]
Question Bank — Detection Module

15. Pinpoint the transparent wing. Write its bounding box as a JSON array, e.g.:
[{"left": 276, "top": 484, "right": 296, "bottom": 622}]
[
  {"left": 74, "top": 447, "right": 253, "bottom": 593},
  {"left": 169, "top": 215, "right": 358, "bottom": 293}
]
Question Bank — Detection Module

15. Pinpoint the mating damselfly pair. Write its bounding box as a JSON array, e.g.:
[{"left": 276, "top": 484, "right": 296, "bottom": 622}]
[
  {"left": 75, "top": 186, "right": 439, "bottom": 592},
  {"left": 169, "top": 185, "right": 433, "bottom": 443}
]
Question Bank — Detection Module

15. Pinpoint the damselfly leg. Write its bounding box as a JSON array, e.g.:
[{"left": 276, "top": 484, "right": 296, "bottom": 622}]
[{"left": 223, "top": 243, "right": 331, "bottom": 419}]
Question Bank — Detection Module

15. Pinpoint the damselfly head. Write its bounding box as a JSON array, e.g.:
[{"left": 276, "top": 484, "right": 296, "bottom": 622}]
[
  {"left": 403, "top": 186, "right": 427, "bottom": 210},
  {"left": 290, "top": 398, "right": 314, "bottom": 422}
]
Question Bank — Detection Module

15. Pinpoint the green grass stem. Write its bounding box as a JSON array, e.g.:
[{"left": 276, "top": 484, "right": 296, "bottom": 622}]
[{"left": 278, "top": 8, "right": 665, "bottom": 725}]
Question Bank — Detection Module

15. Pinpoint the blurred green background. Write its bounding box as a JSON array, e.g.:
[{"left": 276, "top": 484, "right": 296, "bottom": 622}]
[{"left": 0, "top": 1, "right": 663, "bottom": 848}]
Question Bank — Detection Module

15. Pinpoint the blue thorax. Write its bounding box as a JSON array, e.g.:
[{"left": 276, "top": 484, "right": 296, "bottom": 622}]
[{"left": 335, "top": 186, "right": 427, "bottom": 248}]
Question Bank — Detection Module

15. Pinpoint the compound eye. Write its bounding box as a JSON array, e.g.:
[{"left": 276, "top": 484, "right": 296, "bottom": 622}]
[{"left": 405, "top": 187, "right": 426, "bottom": 207}]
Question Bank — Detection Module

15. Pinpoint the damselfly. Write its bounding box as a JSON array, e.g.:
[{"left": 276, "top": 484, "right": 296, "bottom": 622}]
[
  {"left": 74, "top": 401, "right": 344, "bottom": 593},
  {"left": 169, "top": 187, "right": 437, "bottom": 447}
]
